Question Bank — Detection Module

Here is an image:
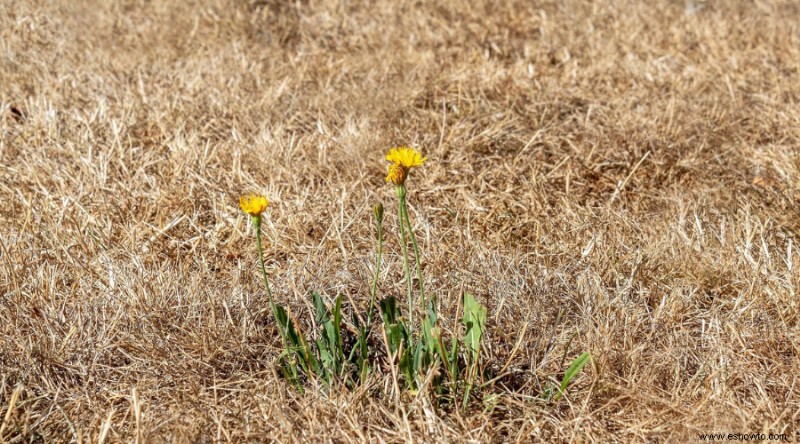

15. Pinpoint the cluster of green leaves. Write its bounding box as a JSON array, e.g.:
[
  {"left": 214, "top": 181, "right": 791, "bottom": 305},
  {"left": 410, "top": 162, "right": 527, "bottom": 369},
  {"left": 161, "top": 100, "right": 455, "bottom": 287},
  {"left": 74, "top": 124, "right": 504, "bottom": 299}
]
[
  {"left": 275, "top": 290, "right": 382, "bottom": 388},
  {"left": 269, "top": 289, "right": 490, "bottom": 405},
  {"left": 269, "top": 285, "right": 589, "bottom": 405},
  {"left": 253, "top": 190, "right": 590, "bottom": 405},
  {"left": 270, "top": 293, "right": 348, "bottom": 390},
  {"left": 380, "top": 292, "right": 487, "bottom": 407}
]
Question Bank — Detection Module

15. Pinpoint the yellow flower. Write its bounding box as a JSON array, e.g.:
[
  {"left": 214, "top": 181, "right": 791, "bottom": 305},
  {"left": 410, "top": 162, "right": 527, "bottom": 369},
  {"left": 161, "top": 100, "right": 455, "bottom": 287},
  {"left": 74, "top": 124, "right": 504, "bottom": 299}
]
[
  {"left": 239, "top": 194, "right": 269, "bottom": 218},
  {"left": 385, "top": 146, "right": 426, "bottom": 185},
  {"left": 385, "top": 146, "right": 427, "bottom": 169}
]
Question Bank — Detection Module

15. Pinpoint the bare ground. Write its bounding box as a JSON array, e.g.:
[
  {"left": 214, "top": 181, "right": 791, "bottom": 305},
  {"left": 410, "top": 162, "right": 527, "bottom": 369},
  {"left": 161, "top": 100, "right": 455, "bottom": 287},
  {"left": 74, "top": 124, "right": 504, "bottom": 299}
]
[{"left": 2, "top": 0, "right": 800, "bottom": 442}]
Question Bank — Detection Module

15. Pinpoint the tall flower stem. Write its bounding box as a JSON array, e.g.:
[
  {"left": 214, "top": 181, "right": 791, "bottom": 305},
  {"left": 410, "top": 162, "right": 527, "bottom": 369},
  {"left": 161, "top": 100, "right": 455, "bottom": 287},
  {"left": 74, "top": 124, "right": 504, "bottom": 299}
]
[
  {"left": 367, "top": 213, "right": 383, "bottom": 329},
  {"left": 396, "top": 186, "right": 414, "bottom": 326},
  {"left": 399, "top": 188, "right": 426, "bottom": 316},
  {"left": 255, "top": 218, "right": 277, "bottom": 316},
  {"left": 355, "top": 205, "right": 384, "bottom": 381},
  {"left": 254, "top": 217, "right": 298, "bottom": 382}
]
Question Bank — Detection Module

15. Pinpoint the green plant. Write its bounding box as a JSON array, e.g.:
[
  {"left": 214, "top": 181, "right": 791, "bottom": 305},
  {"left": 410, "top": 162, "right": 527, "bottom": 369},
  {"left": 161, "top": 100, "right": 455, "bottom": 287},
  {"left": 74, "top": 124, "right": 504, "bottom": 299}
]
[
  {"left": 461, "top": 292, "right": 487, "bottom": 408},
  {"left": 376, "top": 292, "right": 488, "bottom": 408},
  {"left": 350, "top": 203, "right": 385, "bottom": 383},
  {"left": 553, "top": 352, "right": 591, "bottom": 401},
  {"left": 542, "top": 352, "right": 592, "bottom": 402},
  {"left": 238, "top": 147, "right": 587, "bottom": 408}
]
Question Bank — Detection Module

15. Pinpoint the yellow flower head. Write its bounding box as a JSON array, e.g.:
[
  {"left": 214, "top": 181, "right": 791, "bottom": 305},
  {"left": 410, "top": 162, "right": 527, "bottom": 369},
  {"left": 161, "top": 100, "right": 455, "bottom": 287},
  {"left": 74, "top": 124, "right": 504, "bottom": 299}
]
[
  {"left": 385, "top": 146, "right": 427, "bottom": 169},
  {"left": 385, "top": 146, "right": 426, "bottom": 185},
  {"left": 239, "top": 194, "right": 269, "bottom": 218}
]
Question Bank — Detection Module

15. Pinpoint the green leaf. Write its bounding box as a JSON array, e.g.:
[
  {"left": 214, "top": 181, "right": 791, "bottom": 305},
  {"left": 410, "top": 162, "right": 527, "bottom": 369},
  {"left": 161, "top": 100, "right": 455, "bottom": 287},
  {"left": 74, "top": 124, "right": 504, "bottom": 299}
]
[
  {"left": 449, "top": 337, "right": 459, "bottom": 379},
  {"left": 379, "top": 296, "right": 399, "bottom": 325},
  {"left": 400, "top": 347, "right": 416, "bottom": 386},
  {"left": 554, "top": 352, "right": 591, "bottom": 401},
  {"left": 413, "top": 339, "right": 424, "bottom": 372},
  {"left": 380, "top": 296, "right": 412, "bottom": 355},
  {"left": 385, "top": 324, "right": 402, "bottom": 354},
  {"left": 275, "top": 304, "right": 319, "bottom": 376},
  {"left": 422, "top": 316, "right": 436, "bottom": 354},
  {"left": 332, "top": 295, "right": 343, "bottom": 360},
  {"left": 278, "top": 352, "right": 302, "bottom": 392},
  {"left": 311, "top": 293, "right": 346, "bottom": 381},
  {"left": 461, "top": 293, "right": 487, "bottom": 409},
  {"left": 311, "top": 291, "right": 327, "bottom": 324},
  {"left": 461, "top": 293, "right": 487, "bottom": 362},
  {"left": 274, "top": 304, "right": 291, "bottom": 338},
  {"left": 318, "top": 346, "right": 334, "bottom": 383}
]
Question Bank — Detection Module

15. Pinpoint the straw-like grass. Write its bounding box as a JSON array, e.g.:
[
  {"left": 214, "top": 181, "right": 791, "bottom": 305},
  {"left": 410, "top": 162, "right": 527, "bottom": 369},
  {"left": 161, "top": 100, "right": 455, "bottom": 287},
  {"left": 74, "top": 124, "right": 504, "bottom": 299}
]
[{"left": 2, "top": 0, "right": 799, "bottom": 441}]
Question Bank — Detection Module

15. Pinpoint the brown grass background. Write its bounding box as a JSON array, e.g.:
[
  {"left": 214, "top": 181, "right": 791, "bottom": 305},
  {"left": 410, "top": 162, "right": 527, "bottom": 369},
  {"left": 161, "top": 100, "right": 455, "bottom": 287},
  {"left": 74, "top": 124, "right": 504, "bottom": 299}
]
[{"left": 2, "top": 0, "right": 800, "bottom": 442}]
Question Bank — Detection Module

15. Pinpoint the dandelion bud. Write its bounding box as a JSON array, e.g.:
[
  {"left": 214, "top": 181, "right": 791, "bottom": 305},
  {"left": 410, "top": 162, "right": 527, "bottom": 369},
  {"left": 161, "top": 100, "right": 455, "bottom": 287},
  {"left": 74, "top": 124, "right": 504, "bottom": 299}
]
[
  {"left": 386, "top": 163, "right": 407, "bottom": 185},
  {"left": 373, "top": 203, "right": 384, "bottom": 223}
]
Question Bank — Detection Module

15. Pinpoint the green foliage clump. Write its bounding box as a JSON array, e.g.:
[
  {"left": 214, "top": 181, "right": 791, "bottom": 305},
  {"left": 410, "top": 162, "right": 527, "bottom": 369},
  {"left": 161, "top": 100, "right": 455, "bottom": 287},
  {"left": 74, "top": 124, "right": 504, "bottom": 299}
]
[{"left": 241, "top": 151, "right": 590, "bottom": 406}]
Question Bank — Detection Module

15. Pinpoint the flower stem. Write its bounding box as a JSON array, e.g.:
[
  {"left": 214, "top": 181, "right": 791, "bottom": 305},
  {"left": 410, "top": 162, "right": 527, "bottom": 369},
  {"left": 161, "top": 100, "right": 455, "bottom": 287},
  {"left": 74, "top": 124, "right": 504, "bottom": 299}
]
[
  {"left": 366, "top": 218, "right": 383, "bottom": 329},
  {"left": 255, "top": 217, "right": 298, "bottom": 383},
  {"left": 396, "top": 186, "right": 414, "bottom": 326},
  {"left": 400, "top": 189, "right": 426, "bottom": 315},
  {"left": 356, "top": 212, "right": 384, "bottom": 381},
  {"left": 255, "top": 218, "right": 276, "bottom": 313}
]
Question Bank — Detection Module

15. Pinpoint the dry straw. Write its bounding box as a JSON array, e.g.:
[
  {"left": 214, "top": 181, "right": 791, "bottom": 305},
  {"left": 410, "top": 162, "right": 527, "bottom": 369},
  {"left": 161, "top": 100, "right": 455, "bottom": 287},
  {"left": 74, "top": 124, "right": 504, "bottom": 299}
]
[{"left": 3, "top": 0, "right": 799, "bottom": 441}]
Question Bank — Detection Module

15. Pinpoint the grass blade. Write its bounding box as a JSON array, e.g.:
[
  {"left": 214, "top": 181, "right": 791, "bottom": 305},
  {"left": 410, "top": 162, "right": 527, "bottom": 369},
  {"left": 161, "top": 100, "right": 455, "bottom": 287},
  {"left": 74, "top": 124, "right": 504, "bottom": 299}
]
[{"left": 554, "top": 352, "right": 591, "bottom": 401}]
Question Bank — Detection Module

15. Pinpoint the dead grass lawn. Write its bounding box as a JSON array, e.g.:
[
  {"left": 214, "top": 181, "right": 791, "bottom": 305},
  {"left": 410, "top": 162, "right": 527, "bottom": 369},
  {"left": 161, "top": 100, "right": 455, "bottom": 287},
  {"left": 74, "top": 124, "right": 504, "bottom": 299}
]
[{"left": 2, "top": 0, "right": 800, "bottom": 442}]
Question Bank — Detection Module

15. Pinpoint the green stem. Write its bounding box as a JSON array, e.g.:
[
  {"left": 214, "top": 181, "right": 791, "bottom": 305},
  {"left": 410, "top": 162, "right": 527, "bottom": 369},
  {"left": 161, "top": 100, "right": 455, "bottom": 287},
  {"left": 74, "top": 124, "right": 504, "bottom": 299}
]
[
  {"left": 255, "top": 218, "right": 277, "bottom": 314},
  {"left": 396, "top": 186, "right": 414, "bottom": 326},
  {"left": 400, "top": 190, "right": 427, "bottom": 315},
  {"left": 255, "top": 218, "right": 295, "bottom": 372},
  {"left": 253, "top": 216, "right": 303, "bottom": 392},
  {"left": 355, "top": 214, "right": 384, "bottom": 381},
  {"left": 366, "top": 221, "right": 383, "bottom": 329}
]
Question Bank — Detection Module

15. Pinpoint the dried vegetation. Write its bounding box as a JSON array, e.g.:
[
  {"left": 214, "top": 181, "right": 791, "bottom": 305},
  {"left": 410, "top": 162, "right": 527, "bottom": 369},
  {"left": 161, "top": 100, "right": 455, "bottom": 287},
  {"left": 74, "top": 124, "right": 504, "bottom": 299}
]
[{"left": 2, "top": 0, "right": 800, "bottom": 441}]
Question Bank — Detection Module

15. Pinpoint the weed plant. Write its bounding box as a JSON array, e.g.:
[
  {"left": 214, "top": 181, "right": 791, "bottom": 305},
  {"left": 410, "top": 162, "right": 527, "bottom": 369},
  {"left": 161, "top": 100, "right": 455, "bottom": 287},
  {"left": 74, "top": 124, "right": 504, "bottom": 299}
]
[{"left": 240, "top": 147, "right": 589, "bottom": 407}]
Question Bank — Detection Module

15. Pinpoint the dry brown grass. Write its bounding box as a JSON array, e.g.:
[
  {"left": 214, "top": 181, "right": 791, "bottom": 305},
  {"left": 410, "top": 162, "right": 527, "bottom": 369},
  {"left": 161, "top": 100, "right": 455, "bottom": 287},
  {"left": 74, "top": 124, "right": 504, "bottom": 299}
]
[{"left": 2, "top": 0, "right": 800, "bottom": 441}]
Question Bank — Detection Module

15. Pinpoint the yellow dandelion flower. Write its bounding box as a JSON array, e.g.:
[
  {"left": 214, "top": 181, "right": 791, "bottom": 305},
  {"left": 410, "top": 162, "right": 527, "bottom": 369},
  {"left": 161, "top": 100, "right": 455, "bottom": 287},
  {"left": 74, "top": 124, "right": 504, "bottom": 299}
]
[
  {"left": 239, "top": 194, "right": 269, "bottom": 218},
  {"left": 385, "top": 146, "right": 426, "bottom": 185},
  {"left": 385, "top": 146, "right": 427, "bottom": 169}
]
